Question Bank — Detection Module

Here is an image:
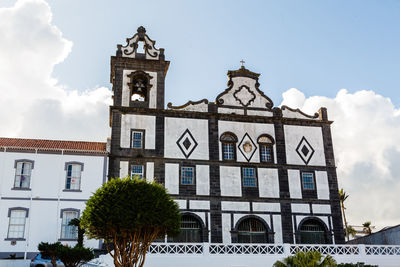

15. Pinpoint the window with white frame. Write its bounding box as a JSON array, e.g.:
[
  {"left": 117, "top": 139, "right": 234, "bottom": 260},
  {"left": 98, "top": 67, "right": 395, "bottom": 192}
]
[
  {"left": 242, "top": 167, "right": 257, "bottom": 187},
  {"left": 131, "top": 165, "right": 144, "bottom": 179},
  {"left": 302, "top": 172, "right": 315, "bottom": 190},
  {"left": 131, "top": 130, "right": 144, "bottom": 149},
  {"left": 14, "top": 161, "right": 33, "bottom": 189},
  {"left": 60, "top": 210, "right": 79, "bottom": 239},
  {"left": 220, "top": 132, "right": 237, "bottom": 161},
  {"left": 181, "top": 166, "right": 194, "bottom": 185},
  {"left": 258, "top": 135, "right": 274, "bottom": 163},
  {"left": 7, "top": 209, "right": 27, "bottom": 239},
  {"left": 65, "top": 163, "right": 82, "bottom": 190}
]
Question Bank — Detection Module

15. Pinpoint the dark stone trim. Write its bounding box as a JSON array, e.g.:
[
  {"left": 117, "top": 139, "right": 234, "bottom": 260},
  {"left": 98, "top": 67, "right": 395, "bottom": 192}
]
[
  {"left": 295, "top": 136, "right": 315, "bottom": 165},
  {"left": 14, "top": 159, "right": 35, "bottom": 169},
  {"left": 176, "top": 129, "right": 198, "bottom": 158},
  {"left": 178, "top": 163, "right": 196, "bottom": 196},
  {"left": 11, "top": 188, "right": 31, "bottom": 191},
  {"left": 62, "top": 189, "right": 82, "bottom": 192},
  {"left": 1, "top": 197, "right": 89, "bottom": 201},
  {"left": 168, "top": 99, "right": 209, "bottom": 110},
  {"left": 60, "top": 208, "right": 80, "bottom": 218},
  {"left": 237, "top": 133, "right": 257, "bottom": 162},
  {"left": 8, "top": 207, "right": 29, "bottom": 217},
  {"left": 240, "top": 166, "right": 259, "bottom": 198},
  {"left": 210, "top": 199, "right": 222, "bottom": 242},
  {"left": 300, "top": 170, "right": 318, "bottom": 199},
  {"left": 58, "top": 238, "right": 78, "bottom": 241},
  {"left": 281, "top": 105, "right": 319, "bottom": 119},
  {"left": 4, "top": 238, "right": 26, "bottom": 241}
]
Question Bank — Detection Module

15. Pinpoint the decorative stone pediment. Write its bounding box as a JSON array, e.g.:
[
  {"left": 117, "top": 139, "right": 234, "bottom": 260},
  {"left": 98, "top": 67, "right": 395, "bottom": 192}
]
[
  {"left": 117, "top": 26, "right": 164, "bottom": 60},
  {"left": 215, "top": 66, "right": 273, "bottom": 110}
]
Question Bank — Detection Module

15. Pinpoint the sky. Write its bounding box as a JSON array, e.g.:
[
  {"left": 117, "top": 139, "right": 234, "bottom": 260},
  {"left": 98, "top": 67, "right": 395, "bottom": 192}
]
[{"left": 0, "top": 0, "right": 400, "bottom": 231}]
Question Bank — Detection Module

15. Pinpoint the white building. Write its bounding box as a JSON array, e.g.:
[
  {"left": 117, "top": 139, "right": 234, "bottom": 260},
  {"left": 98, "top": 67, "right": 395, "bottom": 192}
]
[{"left": 0, "top": 138, "right": 107, "bottom": 259}]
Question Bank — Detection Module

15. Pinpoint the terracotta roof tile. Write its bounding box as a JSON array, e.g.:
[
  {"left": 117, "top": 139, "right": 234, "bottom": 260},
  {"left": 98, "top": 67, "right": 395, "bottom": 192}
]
[{"left": 0, "top": 137, "right": 106, "bottom": 152}]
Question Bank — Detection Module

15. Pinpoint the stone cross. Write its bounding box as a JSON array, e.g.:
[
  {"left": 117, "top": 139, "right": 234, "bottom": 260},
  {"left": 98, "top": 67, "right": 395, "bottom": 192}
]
[{"left": 240, "top": 59, "right": 245, "bottom": 67}]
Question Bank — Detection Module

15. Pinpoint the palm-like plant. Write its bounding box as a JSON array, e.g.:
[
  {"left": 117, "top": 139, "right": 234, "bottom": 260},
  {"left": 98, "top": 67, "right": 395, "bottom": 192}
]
[
  {"left": 344, "top": 225, "right": 357, "bottom": 239},
  {"left": 362, "top": 221, "right": 373, "bottom": 235},
  {"left": 274, "top": 251, "right": 337, "bottom": 267},
  {"left": 338, "top": 189, "right": 349, "bottom": 241}
]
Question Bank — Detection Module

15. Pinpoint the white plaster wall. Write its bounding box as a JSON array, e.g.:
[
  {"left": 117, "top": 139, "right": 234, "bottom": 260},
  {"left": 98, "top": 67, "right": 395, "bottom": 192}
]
[
  {"left": 252, "top": 202, "right": 280, "bottom": 212},
  {"left": 221, "top": 201, "right": 250, "bottom": 211},
  {"left": 288, "top": 169, "right": 302, "bottom": 199},
  {"left": 120, "top": 114, "right": 156, "bottom": 149},
  {"left": 164, "top": 118, "right": 209, "bottom": 160},
  {"left": 258, "top": 168, "right": 279, "bottom": 198},
  {"left": 192, "top": 212, "right": 206, "bottom": 228},
  {"left": 122, "top": 70, "right": 157, "bottom": 108},
  {"left": 146, "top": 162, "right": 154, "bottom": 182},
  {"left": 273, "top": 215, "right": 283, "bottom": 243},
  {"left": 221, "top": 213, "right": 231, "bottom": 243},
  {"left": 218, "top": 121, "right": 275, "bottom": 163},
  {"left": 189, "top": 200, "right": 210, "bottom": 210},
  {"left": 176, "top": 102, "right": 208, "bottom": 112},
  {"left": 174, "top": 199, "right": 186, "bottom": 209},
  {"left": 291, "top": 203, "right": 310, "bottom": 213},
  {"left": 284, "top": 125, "right": 326, "bottom": 166},
  {"left": 219, "top": 166, "right": 241, "bottom": 197},
  {"left": 217, "top": 107, "right": 244, "bottom": 115},
  {"left": 120, "top": 161, "right": 129, "bottom": 178},
  {"left": 165, "top": 163, "right": 179, "bottom": 194},
  {"left": 282, "top": 108, "right": 319, "bottom": 120},
  {"left": 316, "top": 171, "right": 330, "bottom": 200},
  {"left": 247, "top": 110, "right": 273, "bottom": 117},
  {"left": 196, "top": 165, "right": 209, "bottom": 195},
  {"left": 312, "top": 204, "right": 331, "bottom": 214},
  {"left": 218, "top": 77, "right": 271, "bottom": 109}
]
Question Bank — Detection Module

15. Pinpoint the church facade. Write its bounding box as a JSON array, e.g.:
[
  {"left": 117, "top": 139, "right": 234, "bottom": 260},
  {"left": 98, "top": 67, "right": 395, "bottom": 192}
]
[{"left": 108, "top": 27, "right": 345, "bottom": 245}]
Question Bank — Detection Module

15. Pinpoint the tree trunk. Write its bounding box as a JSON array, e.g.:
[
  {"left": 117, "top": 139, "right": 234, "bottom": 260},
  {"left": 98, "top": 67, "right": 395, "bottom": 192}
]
[{"left": 340, "top": 202, "right": 349, "bottom": 241}]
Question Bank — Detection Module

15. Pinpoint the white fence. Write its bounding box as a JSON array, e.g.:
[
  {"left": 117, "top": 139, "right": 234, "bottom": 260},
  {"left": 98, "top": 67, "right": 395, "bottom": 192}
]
[{"left": 83, "top": 243, "right": 400, "bottom": 267}]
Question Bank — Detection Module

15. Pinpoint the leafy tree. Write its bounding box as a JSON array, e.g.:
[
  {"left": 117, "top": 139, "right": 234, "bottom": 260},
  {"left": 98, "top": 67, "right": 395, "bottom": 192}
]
[
  {"left": 38, "top": 242, "right": 63, "bottom": 267},
  {"left": 69, "top": 218, "right": 85, "bottom": 247},
  {"left": 339, "top": 189, "right": 350, "bottom": 241},
  {"left": 80, "top": 177, "right": 181, "bottom": 267},
  {"left": 362, "top": 221, "right": 373, "bottom": 235},
  {"left": 273, "top": 250, "right": 337, "bottom": 267},
  {"left": 57, "top": 245, "right": 94, "bottom": 267},
  {"left": 344, "top": 225, "right": 357, "bottom": 239}
]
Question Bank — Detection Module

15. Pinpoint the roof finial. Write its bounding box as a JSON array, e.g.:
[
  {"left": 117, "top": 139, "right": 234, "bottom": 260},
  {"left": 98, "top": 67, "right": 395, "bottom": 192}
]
[{"left": 240, "top": 59, "right": 245, "bottom": 67}]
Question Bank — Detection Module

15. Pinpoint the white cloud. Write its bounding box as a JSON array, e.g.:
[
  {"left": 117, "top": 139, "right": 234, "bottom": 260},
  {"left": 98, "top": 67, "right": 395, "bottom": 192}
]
[
  {"left": 281, "top": 88, "right": 400, "bottom": 229},
  {"left": 0, "top": 0, "right": 111, "bottom": 141}
]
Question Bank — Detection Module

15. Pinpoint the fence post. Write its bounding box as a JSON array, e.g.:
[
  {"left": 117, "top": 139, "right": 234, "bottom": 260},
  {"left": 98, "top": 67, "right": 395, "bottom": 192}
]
[
  {"left": 283, "top": 243, "right": 291, "bottom": 258},
  {"left": 203, "top": 243, "right": 209, "bottom": 257}
]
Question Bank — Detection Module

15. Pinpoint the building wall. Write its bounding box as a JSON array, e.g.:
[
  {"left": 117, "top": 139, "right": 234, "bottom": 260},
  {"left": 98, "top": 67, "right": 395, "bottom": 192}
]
[{"left": 0, "top": 150, "right": 106, "bottom": 258}]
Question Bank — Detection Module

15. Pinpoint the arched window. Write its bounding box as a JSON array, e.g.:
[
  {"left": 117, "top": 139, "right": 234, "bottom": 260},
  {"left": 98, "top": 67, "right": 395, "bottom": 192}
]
[
  {"left": 127, "top": 71, "right": 153, "bottom": 102},
  {"left": 257, "top": 134, "right": 274, "bottom": 163},
  {"left": 237, "top": 218, "right": 269, "bottom": 243},
  {"left": 299, "top": 219, "right": 327, "bottom": 244},
  {"left": 169, "top": 214, "right": 202, "bottom": 243},
  {"left": 220, "top": 132, "right": 238, "bottom": 161}
]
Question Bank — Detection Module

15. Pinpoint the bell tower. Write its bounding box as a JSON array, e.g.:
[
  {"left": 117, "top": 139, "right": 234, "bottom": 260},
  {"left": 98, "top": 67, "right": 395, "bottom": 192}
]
[
  {"left": 108, "top": 27, "right": 169, "bottom": 178},
  {"left": 110, "top": 26, "right": 169, "bottom": 109}
]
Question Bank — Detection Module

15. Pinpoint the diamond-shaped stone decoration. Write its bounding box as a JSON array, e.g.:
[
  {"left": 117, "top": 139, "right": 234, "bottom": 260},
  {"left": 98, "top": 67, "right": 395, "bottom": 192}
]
[
  {"left": 295, "top": 136, "right": 315, "bottom": 165},
  {"left": 176, "top": 129, "right": 198, "bottom": 158},
  {"left": 233, "top": 85, "right": 256, "bottom": 107},
  {"left": 238, "top": 133, "right": 257, "bottom": 162}
]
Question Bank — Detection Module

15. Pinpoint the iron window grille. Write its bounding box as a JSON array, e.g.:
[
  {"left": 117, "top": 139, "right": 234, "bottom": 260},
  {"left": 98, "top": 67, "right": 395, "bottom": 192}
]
[
  {"left": 299, "top": 220, "right": 327, "bottom": 244},
  {"left": 237, "top": 218, "right": 268, "bottom": 243},
  {"left": 169, "top": 215, "right": 202, "bottom": 242}
]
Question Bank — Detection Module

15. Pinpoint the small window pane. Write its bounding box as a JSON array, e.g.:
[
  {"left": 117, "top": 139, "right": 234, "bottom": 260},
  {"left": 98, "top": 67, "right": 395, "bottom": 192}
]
[
  {"left": 61, "top": 211, "right": 78, "bottom": 239},
  {"left": 302, "top": 172, "right": 315, "bottom": 190},
  {"left": 223, "top": 143, "right": 235, "bottom": 160},
  {"left": 8, "top": 210, "right": 26, "bottom": 239},
  {"left": 14, "top": 162, "right": 32, "bottom": 188},
  {"left": 131, "top": 165, "right": 144, "bottom": 179},
  {"left": 181, "top": 167, "right": 194, "bottom": 185},
  {"left": 260, "top": 145, "right": 273, "bottom": 163},
  {"left": 65, "top": 164, "right": 82, "bottom": 190},
  {"left": 243, "top": 168, "right": 256, "bottom": 187},
  {"left": 132, "top": 131, "right": 143, "bottom": 149}
]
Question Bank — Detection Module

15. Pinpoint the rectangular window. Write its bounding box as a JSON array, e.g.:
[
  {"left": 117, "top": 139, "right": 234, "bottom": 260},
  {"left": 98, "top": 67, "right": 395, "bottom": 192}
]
[
  {"left": 260, "top": 145, "right": 272, "bottom": 163},
  {"left": 222, "top": 143, "right": 235, "bottom": 160},
  {"left": 243, "top": 167, "right": 257, "bottom": 187},
  {"left": 181, "top": 167, "right": 194, "bottom": 185},
  {"left": 61, "top": 211, "right": 78, "bottom": 239},
  {"left": 14, "top": 162, "right": 32, "bottom": 188},
  {"left": 131, "top": 131, "right": 143, "bottom": 149},
  {"left": 65, "top": 164, "right": 82, "bottom": 190},
  {"left": 7, "top": 210, "right": 27, "bottom": 239},
  {"left": 302, "top": 172, "right": 315, "bottom": 190},
  {"left": 131, "top": 165, "right": 144, "bottom": 179}
]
